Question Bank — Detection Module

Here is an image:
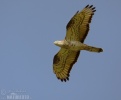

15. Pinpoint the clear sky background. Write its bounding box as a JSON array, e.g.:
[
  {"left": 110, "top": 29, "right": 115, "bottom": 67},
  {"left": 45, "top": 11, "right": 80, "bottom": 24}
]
[{"left": 0, "top": 0, "right": 121, "bottom": 100}]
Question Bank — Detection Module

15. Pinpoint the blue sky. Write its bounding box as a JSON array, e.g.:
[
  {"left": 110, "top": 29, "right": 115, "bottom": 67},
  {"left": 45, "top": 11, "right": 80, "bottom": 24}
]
[{"left": 0, "top": 0, "right": 121, "bottom": 100}]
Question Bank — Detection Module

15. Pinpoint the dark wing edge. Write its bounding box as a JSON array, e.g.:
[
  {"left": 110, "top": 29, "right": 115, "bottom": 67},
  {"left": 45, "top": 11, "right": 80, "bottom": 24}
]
[
  {"left": 53, "top": 48, "right": 80, "bottom": 82},
  {"left": 65, "top": 5, "right": 96, "bottom": 43}
]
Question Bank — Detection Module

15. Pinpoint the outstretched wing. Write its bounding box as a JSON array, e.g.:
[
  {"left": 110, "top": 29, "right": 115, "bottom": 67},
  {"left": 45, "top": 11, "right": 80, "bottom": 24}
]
[
  {"left": 53, "top": 48, "right": 80, "bottom": 82},
  {"left": 53, "top": 5, "right": 96, "bottom": 82},
  {"left": 65, "top": 5, "right": 96, "bottom": 43}
]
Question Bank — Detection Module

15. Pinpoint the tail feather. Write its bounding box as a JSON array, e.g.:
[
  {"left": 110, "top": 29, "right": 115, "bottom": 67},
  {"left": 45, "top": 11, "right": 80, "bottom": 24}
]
[{"left": 84, "top": 45, "right": 103, "bottom": 53}]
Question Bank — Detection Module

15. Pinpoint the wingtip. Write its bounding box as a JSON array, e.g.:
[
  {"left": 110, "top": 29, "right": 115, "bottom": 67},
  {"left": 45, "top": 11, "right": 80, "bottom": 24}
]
[
  {"left": 93, "top": 10, "right": 96, "bottom": 12},
  {"left": 89, "top": 5, "right": 93, "bottom": 8},
  {"left": 85, "top": 4, "right": 89, "bottom": 8},
  {"left": 92, "top": 7, "right": 96, "bottom": 10},
  {"left": 57, "top": 76, "right": 69, "bottom": 82},
  {"left": 85, "top": 5, "right": 96, "bottom": 12}
]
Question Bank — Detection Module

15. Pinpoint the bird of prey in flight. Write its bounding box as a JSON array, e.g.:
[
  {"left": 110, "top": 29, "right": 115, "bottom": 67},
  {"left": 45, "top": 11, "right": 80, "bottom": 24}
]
[{"left": 53, "top": 5, "right": 103, "bottom": 82}]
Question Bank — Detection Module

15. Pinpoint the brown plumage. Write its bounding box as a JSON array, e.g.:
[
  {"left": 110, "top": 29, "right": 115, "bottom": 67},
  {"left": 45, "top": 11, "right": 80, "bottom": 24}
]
[{"left": 53, "top": 5, "right": 103, "bottom": 82}]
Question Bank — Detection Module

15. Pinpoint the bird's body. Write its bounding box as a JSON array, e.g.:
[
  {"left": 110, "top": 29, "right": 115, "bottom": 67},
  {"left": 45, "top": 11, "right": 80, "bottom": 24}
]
[
  {"left": 53, "top": 5, "right": 103, "bottom": 82},
  {"left": 54, "top": 40, "right": 102, "bottom": 52}
]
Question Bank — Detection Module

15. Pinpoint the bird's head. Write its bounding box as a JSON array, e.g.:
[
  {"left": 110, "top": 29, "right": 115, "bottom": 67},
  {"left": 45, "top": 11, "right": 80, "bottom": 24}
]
[{"left": 54, "top": 40, "right": 64, "bottom": 47}]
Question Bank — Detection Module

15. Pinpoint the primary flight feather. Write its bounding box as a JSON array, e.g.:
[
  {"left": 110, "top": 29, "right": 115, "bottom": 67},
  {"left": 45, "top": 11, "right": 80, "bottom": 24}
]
[{"left": 53, "top": 5, "right": 103, "bottom": 82}]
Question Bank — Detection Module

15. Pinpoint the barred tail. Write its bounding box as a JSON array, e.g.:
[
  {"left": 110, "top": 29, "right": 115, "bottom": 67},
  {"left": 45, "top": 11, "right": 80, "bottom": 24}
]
[{"left": 84, "top": 45, "right": 103, "bottom": 53}]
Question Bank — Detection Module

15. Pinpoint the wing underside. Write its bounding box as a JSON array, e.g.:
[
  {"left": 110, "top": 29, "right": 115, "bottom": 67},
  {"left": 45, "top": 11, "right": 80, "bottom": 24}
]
[
  {"left": 53, "top": 48, "right": 80, "bottom": 82},
  {"left": 65, "top": 5, "right": 96, "bottom": 43}
]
